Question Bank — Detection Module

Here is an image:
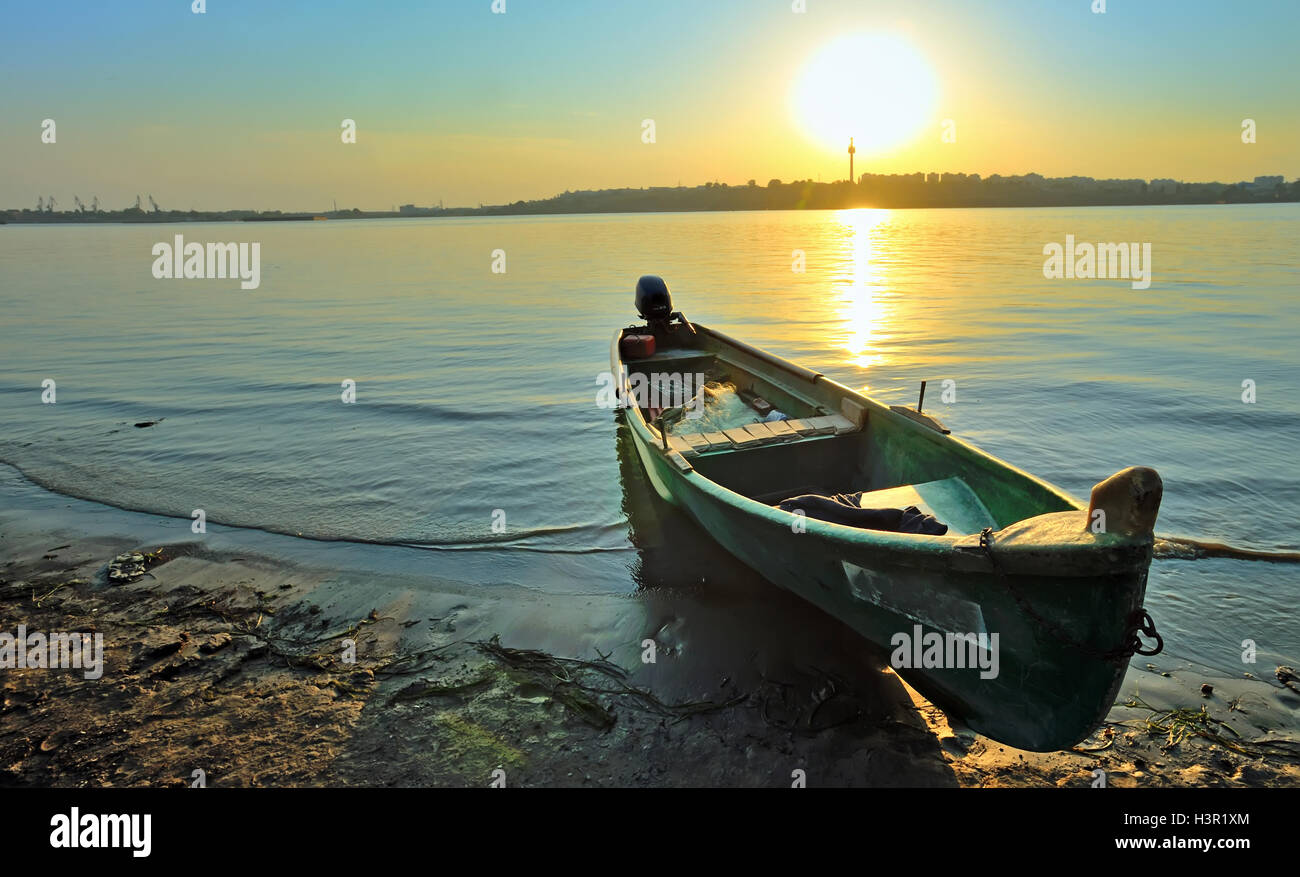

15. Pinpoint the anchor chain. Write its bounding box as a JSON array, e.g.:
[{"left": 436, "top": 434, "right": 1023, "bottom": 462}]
[{"left": 978, "top": 527, "right": 1163, "bottom": 663}]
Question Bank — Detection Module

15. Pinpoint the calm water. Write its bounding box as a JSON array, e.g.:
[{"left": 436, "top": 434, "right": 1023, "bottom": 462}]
[{"left": 2, "top": 206, "right": 1298, "bottom": 673}]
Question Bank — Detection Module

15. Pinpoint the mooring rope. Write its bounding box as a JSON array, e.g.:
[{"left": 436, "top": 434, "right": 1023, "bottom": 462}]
[{"left": 1153, "top": 536, "right": 1300, "bottom": 564}]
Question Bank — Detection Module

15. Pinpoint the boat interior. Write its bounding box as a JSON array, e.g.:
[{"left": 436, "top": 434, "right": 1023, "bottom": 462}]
[{"left": 619, "top": 327, "right": 1078, "bottom": 535}]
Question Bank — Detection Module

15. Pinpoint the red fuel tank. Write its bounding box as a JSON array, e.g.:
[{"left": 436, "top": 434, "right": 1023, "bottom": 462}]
[{"left": 620, "top": 334, "right": 656, "bottom": 359}]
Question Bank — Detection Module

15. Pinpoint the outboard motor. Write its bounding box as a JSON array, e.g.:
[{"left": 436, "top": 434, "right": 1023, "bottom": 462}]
[
  {"left": 635, "top": 275, "right": 673, "bottom": 320},
  {"left": 633, "top": 275, "right": 694, "bottom": 335}
]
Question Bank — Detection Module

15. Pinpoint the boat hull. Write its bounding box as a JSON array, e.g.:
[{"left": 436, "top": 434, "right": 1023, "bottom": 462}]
[{"left": 626, "top": 419, "right": 1149, "bottom": 751}]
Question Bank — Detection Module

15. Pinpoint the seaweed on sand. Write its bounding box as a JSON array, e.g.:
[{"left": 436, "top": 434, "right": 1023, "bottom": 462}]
[
  {"left": 1121, "top": 695, "right": 1300, "bottom": 759},
  {"left": 106, "top": 548, "right": 167, "bottom": 584},
  {"left": 390, "top": 666, "right": 497, "bottom": 702},
  {"left": 473, "top": 635, "right": 745, "bottom": 729},
  {"left": 33, "top": 579, "right": 85, "bottom": 607}
]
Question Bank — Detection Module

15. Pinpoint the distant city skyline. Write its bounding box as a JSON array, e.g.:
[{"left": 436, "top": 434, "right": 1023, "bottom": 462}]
[
  {"left": 8, "top": 169, "right": 1294, "bottom": 222},
  {"left": 2, "top": 0, "right": 1296, "bottom": 212}
]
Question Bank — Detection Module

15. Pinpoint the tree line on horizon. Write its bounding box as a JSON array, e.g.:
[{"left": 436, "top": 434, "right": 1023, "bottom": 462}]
[{"left": 457, "top": 171, "right": 1298, "bottom": 216}]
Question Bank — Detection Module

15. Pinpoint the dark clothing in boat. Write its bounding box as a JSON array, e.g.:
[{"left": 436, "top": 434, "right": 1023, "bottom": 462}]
[{"left": 777, "top": 493, "right": 949, "bottom": 535}]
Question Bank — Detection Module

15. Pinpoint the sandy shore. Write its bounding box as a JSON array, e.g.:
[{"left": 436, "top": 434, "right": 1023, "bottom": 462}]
[{"left": 3, "top": 507, "right": 1298, "bottom": 787}]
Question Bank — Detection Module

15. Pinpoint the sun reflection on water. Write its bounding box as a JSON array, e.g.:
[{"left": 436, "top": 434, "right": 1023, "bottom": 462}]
[{"left": 832, "top": 208, "right": 895, "bottom": 371}]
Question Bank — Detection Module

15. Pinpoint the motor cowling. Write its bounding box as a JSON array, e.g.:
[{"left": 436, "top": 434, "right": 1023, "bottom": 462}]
[{"left": 635, "top": 275, "right": 673, "bottom": 320}]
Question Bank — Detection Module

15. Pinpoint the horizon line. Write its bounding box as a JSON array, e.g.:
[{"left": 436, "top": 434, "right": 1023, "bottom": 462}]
[{"left": 6, "top": 169, "right": 1296, "bottom": 216}]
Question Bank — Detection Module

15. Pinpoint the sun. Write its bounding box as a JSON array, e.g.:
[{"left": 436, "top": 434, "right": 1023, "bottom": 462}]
[{"left": 792, "top": 33, "right": 938, "bottom": 155}]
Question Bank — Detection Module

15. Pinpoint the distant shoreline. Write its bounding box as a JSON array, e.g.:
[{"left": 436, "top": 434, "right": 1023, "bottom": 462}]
[
  {"left": 3, "top": 199, "right": 1296, "bottom": 226},
  {"left": 5, "top": 173, "right": 1295, "bottom": 224}
]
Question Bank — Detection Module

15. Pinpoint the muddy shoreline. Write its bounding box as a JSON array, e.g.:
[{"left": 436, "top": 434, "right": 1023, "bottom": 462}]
[{"left": 3, "top": 523, "right": 1298, "bottom": 788}]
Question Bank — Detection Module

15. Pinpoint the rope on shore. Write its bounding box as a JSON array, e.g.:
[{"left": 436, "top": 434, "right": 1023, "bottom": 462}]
[{"left": 1154, "top": 536, "right": 1300, "bottom": 564}]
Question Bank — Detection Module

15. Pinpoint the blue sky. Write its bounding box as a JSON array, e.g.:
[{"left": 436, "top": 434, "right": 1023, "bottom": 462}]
[{"left": 2, "top": 0, "right": 1295, "bottom": 210}]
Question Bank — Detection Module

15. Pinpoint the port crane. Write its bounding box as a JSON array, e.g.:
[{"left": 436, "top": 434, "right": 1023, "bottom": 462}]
[
  {"left": 148, "top": 194, "right": 161, "bottom": 213},
  {"left": 74, "top": 196, "right": 86, "bottom": 212}
]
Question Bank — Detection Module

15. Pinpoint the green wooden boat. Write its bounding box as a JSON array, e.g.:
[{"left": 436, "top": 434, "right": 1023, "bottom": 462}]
[{"left": 611, "top": 276, "right": 1164, "bottom": 752}]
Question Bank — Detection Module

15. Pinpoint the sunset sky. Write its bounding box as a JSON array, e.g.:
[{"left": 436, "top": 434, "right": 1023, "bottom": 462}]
[{"left": 2, "top": 0, "right": 1296, "bottom": 212}]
